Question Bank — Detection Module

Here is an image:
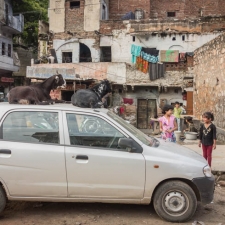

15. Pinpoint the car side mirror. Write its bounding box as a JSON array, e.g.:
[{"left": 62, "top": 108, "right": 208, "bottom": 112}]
[{"left": 118, "top": 138, "right": 137, "bottom": 153}]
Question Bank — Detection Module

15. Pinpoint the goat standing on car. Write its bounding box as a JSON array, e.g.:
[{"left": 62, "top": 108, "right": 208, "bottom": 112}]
[{"left": 8, "top": 74, "right": 66, "bottom": 105}]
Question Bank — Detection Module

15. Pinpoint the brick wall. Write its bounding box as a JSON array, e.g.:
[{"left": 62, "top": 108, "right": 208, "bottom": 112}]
[
  {"left": 100, "top": 20, "right": 126, "bottom": 35},
  {"left": 65, "top": 0, "right": 85, "bottom": 33},
  {"left": 150, "top": 0, "right": 225, "bottom": 19},
  {"left": 194, "top": 33, "right": 225, "bottom": 140},
  {"left": 109, "top": 0, "right": 150, "bottom": 20}
]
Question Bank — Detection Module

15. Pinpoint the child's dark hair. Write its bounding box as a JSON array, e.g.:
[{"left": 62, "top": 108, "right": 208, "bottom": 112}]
[
  {"left": 175, "top": 101, "right": 180, "bottom": 105},
  {"left": 162, "top": 104, "right": 174, "bottom": 114},
  {"left": 202, "top": 112, "right": 214, "bottom": 121},
  {"left": 186, "top": 116, "right": 193, "bottom": 124}
]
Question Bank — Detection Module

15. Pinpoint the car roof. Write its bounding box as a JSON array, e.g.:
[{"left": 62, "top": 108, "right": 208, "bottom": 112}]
[{"left": 0, "top": 102, "right": 109, "bottom": 114}]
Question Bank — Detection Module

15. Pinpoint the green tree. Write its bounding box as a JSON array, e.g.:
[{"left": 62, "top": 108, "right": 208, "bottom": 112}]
[{"left": 13, "top": 0, "right": 48, "bottom": 48}]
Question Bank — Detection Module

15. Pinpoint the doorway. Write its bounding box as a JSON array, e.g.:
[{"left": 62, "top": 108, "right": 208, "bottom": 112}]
[
  {"left": 186, "top": 91, "right": 193, "bottom": 115},
  {"left": 79, "top": 43, "right": 91, "bottom": 62},
  {"left": 137, "top": 99, "right": 157, "bottom": 129},
  {"left": 61, "top": 91, "right": 74, "bottom": 101}
]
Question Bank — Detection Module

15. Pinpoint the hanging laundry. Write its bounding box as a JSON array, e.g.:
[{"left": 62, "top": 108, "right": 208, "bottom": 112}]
[
  {"left": 179, "top": 53, "right": 186, "bottom": 62},
  {"left": 142, "top": 48, "right": 159, "bottom": 57},
  {"left": 123, "top": 98, "right": 134, "bottom": 105},
  {"left": 140, "top": 51, "right": 159, "bottom": 63},
  {"left": 149, "top": 63, "right": 165, "bottom": 81},
  {"left": 158, "top": 63, "right": 166, "bottom": 78},
  {"left": 131, "top": 44, "right": 142, "bottom": 64},
  {"left": 186, "top": 52, "right": 194, "bottom": 57},
  {"left": 149, "top": 63, "right": 158, "bottom": 81},
  {"left": 160, "top": 50, "right": 179, "bottom": 62},
  {"left": 136, "top": 57, "right": 149, "bottom": 73}
]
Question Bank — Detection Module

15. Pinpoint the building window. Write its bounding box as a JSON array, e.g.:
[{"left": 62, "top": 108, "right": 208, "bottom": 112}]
[
  {"left": 8, "top": 44, "right": 11, "bottom": 57},
  {"left": 101, "top": 0, "right": 108, "bottom": 20},
  {"left": 70, "top": 1, "right": 80, "bottom": 9},
  {"left": 62, "top": 52, "right": 73, "bottom": 63},
  {"left": 167, "top": 12, "right": 176, "bottom": 17},
  {"left": 2, "top": 43, "right": 5, "bottom": 55},
  {"left": 5, "top": 3, "right": 9, "bottom": 24},
  {"left": 100, "top": 47, "right": 111, "bottom": 62},
  {"left": 182, "top": 35, "right": 185, "bottom": 41}
]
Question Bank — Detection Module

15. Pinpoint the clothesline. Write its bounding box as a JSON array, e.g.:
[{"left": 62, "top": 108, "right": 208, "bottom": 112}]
[
  {"left": 131, "top": 44, "right": 193, "bottom": 64},
  {"left": 130, "top": 44, "right": 194, "bottom": 81}
]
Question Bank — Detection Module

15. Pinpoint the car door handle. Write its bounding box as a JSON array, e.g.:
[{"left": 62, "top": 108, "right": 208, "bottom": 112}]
[
  {"left": 0, "top": 149, "right": 11, "bottom": 154},
  {"left": 76, "top": 155, "right": 88, "bottom": 160}
]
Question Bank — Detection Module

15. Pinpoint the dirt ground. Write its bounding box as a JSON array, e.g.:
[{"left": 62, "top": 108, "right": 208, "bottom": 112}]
[{"left": 1, "top": 186, "right": 225, "bottom": 225}]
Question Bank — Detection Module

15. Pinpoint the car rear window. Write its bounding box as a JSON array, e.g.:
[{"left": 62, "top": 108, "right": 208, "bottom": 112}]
[{"left": 1, "top": 111, "right": 59, "bottom": 144}]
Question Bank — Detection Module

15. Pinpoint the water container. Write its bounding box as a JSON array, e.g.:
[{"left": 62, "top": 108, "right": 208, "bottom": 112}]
[
  {"left": 135, "top": 9, "right": 144, "bottom": 20},
  {"left": 174, "top": 131, "right": 182, "bottom": 142}
]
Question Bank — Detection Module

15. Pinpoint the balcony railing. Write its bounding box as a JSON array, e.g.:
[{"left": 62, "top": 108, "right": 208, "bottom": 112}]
[{"left": 4, "top": 14, "right": 24, "bottom": 33}]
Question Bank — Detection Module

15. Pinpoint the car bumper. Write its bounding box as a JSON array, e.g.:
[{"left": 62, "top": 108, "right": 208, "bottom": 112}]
[{"left": 192, "top": 176, "right": 215, "bottom": 204}]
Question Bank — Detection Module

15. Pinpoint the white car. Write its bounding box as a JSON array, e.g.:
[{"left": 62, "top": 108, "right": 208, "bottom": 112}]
[{"left": 0, "top": 103, "right": 214, "bottom": 222}]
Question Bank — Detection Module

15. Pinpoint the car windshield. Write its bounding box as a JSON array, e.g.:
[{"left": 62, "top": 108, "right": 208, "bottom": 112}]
[{"left": 107, "top": 111, "right": 156, "bottom": 147}]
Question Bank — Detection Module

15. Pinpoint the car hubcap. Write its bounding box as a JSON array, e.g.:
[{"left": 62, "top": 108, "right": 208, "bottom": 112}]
[{"left": 163, "top": 191, "right": 188, "bottom": 216}]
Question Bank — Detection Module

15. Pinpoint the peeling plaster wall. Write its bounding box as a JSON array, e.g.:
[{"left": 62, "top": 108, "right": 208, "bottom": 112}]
[
  {"left": 84, "top": 0, "right": 100, "bottom": 32},
  {"left": 53, "top": 39, "right": 79, "bottom": 63},
  {"left": 48, "top": 0, "right": 65, "bottom": 33},
  {"left": 100, "top": 31, "right": 220, "bottom": 64},
  {"left": 26, "top": 63, "right": 126, "bottom": 84},
  {"left": 100, "top": 30, "right": 132, "bottom": 63},
  {"left": 53, "top": 39, "right": 100, "bottom": 63},
  {"left": 135, "top": 33, "right": 220, "bottom": 52},
  {"left": 128, "top": 17, "right": 225, "bottom": 34},
  {"left": 80, "top": 39, "right": 100, "bottom": 62},
  {"left": 126, "top": 67, "right": 194, "bottom": 86}
]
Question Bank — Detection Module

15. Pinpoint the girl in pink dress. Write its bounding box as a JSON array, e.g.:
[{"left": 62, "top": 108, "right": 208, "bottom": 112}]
[{"left": 159, "top": 105, "right": 178, "bottom": 142}]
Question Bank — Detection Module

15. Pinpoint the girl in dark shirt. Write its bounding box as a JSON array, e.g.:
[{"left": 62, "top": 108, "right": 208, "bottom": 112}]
[{"left": 199, "top": 112, "right": 217, "bottom": 167}]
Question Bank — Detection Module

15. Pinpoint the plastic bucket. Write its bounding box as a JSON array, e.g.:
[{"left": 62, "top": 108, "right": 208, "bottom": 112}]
[
  {"left": 174, "top": 131, "right": 182, "bottom": 141},
  {"left": 185, "top": 132, "right": 198, "bottom": 140}
]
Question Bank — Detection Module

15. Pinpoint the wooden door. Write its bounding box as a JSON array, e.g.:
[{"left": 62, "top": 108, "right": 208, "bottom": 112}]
[
  {"left": 186, "top": 91, "right": 193, "bottom": 115},
  {"left": 137, "top": 99, "right": 157, "bottom": 129}
]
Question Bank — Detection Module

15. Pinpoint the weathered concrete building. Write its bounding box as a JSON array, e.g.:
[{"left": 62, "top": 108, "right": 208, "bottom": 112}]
[
  {"left": 194, "top": 33, "right": 225, "bottom": 142},
  {"left": 27, "top": 0, "right": 225, "bottom": 128},
  {"left": 0, "top": 0, "right": 24, "bottom": 96}
]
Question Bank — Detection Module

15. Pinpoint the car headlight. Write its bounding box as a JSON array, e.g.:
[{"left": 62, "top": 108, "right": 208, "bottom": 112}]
[{"left": 203, "top": 165, "right": 212, "bottom": 177}]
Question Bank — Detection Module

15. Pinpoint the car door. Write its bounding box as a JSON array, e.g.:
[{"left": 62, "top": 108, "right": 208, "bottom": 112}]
[
  {"left": 63, "top": 112, "right": 145, "bottom": 200},
  {"left": 0, "top": 110, "right": 67, "bottom": 197}
]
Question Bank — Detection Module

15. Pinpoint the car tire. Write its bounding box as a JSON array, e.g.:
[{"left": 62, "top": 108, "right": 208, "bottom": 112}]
[
  {"left": 0, "top": 186, "right": 6, "bottom": 214},
  {"left": 153, "top": 181, "right": 197, "bottom": 222}
]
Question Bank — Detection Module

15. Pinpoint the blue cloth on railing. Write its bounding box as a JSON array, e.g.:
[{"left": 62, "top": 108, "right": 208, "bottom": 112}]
[
  {"left": 141, "top": 51, "right": 159, "bottom": 63},
  {"left": 131, "top": 44, "right": 142, "bottom": 63},
  {"left": 122, "top": 12, "right": 135, "bottom": 20}
]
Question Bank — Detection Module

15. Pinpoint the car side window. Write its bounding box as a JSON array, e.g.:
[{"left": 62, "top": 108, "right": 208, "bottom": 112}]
[
  {"left": 66, "top": 113, "right": 126, "bottom": 150},
  {"left": 2, "top": 111, "right": 59, "bottom": 144}
]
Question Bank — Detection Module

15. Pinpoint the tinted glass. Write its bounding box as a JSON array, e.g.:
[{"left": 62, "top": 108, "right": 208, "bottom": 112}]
[
  {"left": 66, "top": 113, "right": 126, "bottom": 150},
  {"left": 2, "top": 111, "right": 59, "bottom": 144},
  {"left": 107, "top": 111, "right": 156, "bottom": 147}
]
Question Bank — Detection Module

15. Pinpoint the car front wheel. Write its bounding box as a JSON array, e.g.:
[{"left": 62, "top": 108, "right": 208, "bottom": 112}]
[{"left": 153, "top": 181, "right": 197, "bottom": 222}]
